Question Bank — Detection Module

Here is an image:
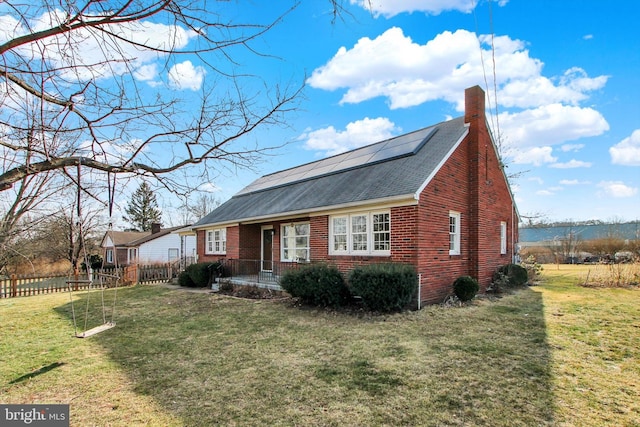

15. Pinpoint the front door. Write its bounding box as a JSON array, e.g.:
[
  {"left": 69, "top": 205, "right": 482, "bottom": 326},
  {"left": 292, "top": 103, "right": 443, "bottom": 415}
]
[{"left": 261, "top": 227, "right": 273, "bottom": 271}]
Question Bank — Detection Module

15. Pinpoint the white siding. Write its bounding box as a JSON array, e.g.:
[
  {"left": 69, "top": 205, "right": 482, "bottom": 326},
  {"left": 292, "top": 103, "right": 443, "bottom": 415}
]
[{"left": 138, "top": 234, "right": 182, "bottom": 263}]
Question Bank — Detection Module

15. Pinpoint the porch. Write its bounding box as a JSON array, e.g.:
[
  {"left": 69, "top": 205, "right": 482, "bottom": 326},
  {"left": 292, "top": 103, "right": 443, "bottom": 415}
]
[{"left": 214, "top": 259, "right": 309, "bottom": 291}]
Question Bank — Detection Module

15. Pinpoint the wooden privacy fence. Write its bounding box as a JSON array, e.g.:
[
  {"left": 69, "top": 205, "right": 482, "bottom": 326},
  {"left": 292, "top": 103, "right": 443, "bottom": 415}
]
[{"left": 0, "top": 263, "right": 178, "bottom": 298}]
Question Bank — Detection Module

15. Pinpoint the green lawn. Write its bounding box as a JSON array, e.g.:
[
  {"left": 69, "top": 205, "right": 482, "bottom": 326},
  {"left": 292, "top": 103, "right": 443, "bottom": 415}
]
[{"left": 1, "top": 266, "right": 638, "bottom": 426}]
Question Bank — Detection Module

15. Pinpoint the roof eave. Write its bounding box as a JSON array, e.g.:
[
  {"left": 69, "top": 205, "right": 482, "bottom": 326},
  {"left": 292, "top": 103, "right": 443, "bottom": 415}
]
[{"left": 192, "top": 194, "right": 418, "bottom": 229}]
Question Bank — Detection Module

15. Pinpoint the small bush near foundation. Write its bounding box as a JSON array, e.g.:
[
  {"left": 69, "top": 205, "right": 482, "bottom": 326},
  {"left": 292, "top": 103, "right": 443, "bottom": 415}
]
[
  {"left": 280, "top": 263, "right": 349, "bottom": 307},
  {"left": 177, "top": 270, "right": 195, "bottom": 287},
  {"left": 495, "top": 263, "right": 529, "bottom": 287},
  {"left": 182, "top": 262, "right": 221, "bottom": 287},
  {"left": 453, "top": 276, "right": 479, "bottom": 301},
  {"left": 348, "top": 263, "right": 417, "bottom": 312}
]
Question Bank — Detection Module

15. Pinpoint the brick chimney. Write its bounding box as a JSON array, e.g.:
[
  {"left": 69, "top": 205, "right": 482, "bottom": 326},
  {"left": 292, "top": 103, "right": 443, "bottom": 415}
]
[
  {"left": 151, "top": 222, "right": 161, "bottom": 234},
  {"left": 464, "top": 85, "right": 486, "bottom": 126},
  {"left": 464, "top": 85, "right": 487, "bottom": 284}
]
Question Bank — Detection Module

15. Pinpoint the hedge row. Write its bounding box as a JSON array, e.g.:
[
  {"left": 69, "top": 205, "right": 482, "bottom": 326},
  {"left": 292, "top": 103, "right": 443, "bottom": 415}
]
[{"left": 280, "top": 263, "right": 417, "bottom": 313}]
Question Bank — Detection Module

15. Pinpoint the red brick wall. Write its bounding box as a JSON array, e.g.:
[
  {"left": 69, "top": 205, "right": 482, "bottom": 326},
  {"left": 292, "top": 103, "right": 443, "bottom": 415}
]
[
  {"left": 408, "top": 85, "right": 517, "bottom": 304},
  {"left": 415, "top": 129, "right": 472, "bottom": 304}
]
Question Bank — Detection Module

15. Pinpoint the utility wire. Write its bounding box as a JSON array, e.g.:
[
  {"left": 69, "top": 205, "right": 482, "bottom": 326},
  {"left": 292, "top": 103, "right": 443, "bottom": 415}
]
[{"left": 472, "top": 0, "right": 503, "bottom": 157}]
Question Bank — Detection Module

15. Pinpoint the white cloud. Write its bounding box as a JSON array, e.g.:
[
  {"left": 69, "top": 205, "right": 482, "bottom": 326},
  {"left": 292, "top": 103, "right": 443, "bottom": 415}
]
[
  {"left": 1, "top": 9, "right": 197, "bottom": 82},
  {"left": 512, "top": 146, "right": 556, "bottom": 166},
  {"left": 560, "top": 179, "right": 590, "bottom": 185},
  {"left": 349, "top": 0, "right": 478, "bottom": 17},
  {"left": 610, "top": 129, "right": 640, "bottom": 166},
  {"left": 134, "top": 64, "right": 159, "bottom": 82},
  {"left": 528, "top": 177, "right": 544, "bottom": 185},
  {"left": 550, "top": 159, "right": 592, "bottom": 169},
  {"left": 308, "top": 28, "right": 607, "bottom": 112},
  {"left": 498, "top": 68, "right": 608, "bottom": 109},
  {"left": 560, "top": 144, "right": 584, "bottom": 152},
  {"left": 308, "top": 28, "right": 609, "bottom": 153},
  {"left": 536, "top": 189, "right": 555, "bottom": 196},
  {"left": 597, "top": 181, "right": 638, "bottom": 198},
  {"left": 198, "top": 183, "right": 221, "bottom": 193},
  {"left": 498, "top": 104, "right": 609, "bottom": 148},
  {"left": 300, "top": 117, "right": 400, "bottom": 156},
  {"left": 168, "top": 61, "right": 206, "bottom": 91}
]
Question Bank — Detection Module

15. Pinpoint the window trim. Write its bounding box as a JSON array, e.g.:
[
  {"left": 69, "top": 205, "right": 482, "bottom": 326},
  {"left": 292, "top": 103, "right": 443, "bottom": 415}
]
[
  {"left": 205, "top": 228, "right": 227, "bottom": 255},
  {"left": 128, "top": 248, "right": 138, "bottom": 264},
  {"left": 329, "top": 210, "right": 391, "bottom": 256},
  {"left": 500, "top": 221, "right": 507, "bottom": 255},
  {"left": 449, "top": 211, "right": 461, "bottom": 256},
  {"left": 281, "top": 222, "right": 310, "bottom": 262}
]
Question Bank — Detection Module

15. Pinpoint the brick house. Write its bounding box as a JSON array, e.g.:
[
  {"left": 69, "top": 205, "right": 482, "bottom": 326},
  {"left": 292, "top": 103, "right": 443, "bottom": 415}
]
[{"left": 192, "top": 86, "right": 518, "bottom": 305}]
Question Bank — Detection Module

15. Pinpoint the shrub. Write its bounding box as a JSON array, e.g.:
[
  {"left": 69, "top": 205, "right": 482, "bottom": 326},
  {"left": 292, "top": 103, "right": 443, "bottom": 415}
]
[
  {"left": 521, "top": 255, "right": 543, "bottom": 283},
  {"left": 453, "top": 276, "right": 479, "bottom": 301},
  {"left": 81, "top": 254, "right": 104, "bottom": 271},
  {"left": 177, "top": 270, "right": 195, "bottom": 287},
  {"left": 182, "top": 262, "right": 221, "bottom": 287},
  {"left": 348, "top": 263, "right": 417, "bottom": 312},
  {"left": 494, "top": 263, "right": 529, "bottom": 288},
  {"left": 280, "top": 263, "right": 349, "bottom": 307}
]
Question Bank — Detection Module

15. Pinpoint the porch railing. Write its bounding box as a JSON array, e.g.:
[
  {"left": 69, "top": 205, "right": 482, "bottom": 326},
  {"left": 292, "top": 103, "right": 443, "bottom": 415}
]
[{"left": 218, "top": 259, "right": 309, "bottom": 286}]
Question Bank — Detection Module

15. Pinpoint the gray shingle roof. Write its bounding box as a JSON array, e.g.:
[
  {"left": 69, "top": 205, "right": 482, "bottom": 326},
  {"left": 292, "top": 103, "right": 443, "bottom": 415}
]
[{"left": 194, "top": 116, "right": 468, "bottom": 227}]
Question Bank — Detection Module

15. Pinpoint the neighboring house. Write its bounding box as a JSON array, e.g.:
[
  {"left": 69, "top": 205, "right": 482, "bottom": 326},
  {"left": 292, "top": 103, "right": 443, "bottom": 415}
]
[
  {"left": 192, "top": 86, "right": 518, "bottom": 305},
  {"left": 101, "top": 223, "right": 196, "bottom": 266}
]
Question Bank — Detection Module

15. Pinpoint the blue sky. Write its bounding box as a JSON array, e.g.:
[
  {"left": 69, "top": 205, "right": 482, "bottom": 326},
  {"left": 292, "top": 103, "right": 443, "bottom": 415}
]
[
  {"left": 170, "top": 0, "right": 638, "bottom": 224},
  {"left": 6, "top": 1, "right": 637, "bottom": 226}
]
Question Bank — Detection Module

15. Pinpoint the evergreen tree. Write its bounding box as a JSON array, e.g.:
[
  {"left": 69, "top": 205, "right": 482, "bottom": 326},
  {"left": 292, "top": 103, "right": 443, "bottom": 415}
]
[{"left": 124, "top": 182, "right": 162, "bottom": 232}]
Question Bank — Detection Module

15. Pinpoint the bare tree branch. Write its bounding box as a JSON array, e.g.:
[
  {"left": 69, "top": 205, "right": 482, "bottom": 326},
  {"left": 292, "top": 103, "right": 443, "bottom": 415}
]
[{"left": 0, "top": 0, "right": 308, "bottom": 193}]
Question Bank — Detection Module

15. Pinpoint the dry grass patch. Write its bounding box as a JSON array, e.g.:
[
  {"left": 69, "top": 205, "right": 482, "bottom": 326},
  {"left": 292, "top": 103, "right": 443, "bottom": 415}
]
[
  {"left": 3, "top": 274, "right": 637, "bottom": 426},
  {"left": 536, "top": 264, "right": 640, "bottom": 426}
]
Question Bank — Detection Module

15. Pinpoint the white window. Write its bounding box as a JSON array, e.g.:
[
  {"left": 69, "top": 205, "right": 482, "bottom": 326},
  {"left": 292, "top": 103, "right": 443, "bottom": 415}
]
[
  {"left": 331, "top": 217, "right": 348, "bottom": 252},
  {"left": 206, "top": 228, "right": 226, "bottom": 254},
  {"left": 168, "top": 248, "right": 179, "bottom": 261},
  {"left": 500, "top": 221, "right": 507, "bottom": 254},
  {"left": 351, "top": 214, "right": 368, "bottom": 252},
  {"left": 106, "top": 249, "right": 114, "bottom": 264},
  {"left": 281, "top": 222, "right": 310, "bottom": 262},
  {"left": 329, "top": 211, "right": 390, "bottom": 256},
  {"left": 372, "top": 213, "right": 391, "bottom": 251},
  {"left": 128, "top": 248, "right": 138, "bottom": 263},
  {"left": 449, "top": 212, "right": 461, "bottom": 255}
]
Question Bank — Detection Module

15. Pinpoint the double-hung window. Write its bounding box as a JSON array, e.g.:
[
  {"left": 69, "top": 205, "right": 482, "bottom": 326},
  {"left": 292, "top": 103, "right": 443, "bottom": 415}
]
[
  {"left": 330, "top": 211, "right": 390, "bottom": 256},
  {"left": 206, "top": 228, "right": 226, "bottom": 254},
  {"left": 449, "top": 211, "right": 461, "bottom": 255},
  {"left": 282, "top": 222, "right": 310, "bottom": 262}
]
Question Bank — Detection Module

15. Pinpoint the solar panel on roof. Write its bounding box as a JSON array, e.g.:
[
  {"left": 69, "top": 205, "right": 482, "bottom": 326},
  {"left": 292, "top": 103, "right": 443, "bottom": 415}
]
[{"left": 237, "top": 125, "right": 438, "bottom": 195}]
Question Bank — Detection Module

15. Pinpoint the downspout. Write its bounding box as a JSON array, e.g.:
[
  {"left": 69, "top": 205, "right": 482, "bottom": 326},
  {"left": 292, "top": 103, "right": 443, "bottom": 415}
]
[
  {"left": 417, "top": 273, "right": 422, "bottom": 310},
  {"left": 512, "top": 207, "right": 516, "bottom": 264}
]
